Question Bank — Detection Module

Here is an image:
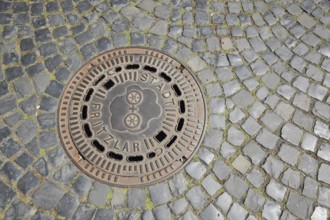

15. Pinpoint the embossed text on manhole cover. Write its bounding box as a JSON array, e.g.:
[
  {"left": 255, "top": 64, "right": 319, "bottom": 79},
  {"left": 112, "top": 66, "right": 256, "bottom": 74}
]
[{"left": 58, "top": 47, "right": 207, "bottom": 187}]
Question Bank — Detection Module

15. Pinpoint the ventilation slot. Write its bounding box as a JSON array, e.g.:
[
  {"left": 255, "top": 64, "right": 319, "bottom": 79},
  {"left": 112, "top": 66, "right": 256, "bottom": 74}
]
[
  {"left": 93, "top": 74, "right": 105, "bottom": 86},
  {"left": 166, "top": 136, "right": 177, "bottom": 148},
  {"left": 126, "top": 64, "right": 140, "bottom": 70},
  {"left": 155, "top": 131, "right": 167, "bottom": 143},
  {"left": 83, "top": 124, "right": 92, "bottom": 138},
  {"left": 176, "top": 118, "right": 184, "bottom": 132},
  {"left": 143, "top": 65, "right": 157, "bottom": 73},
  {"left": 127, "top": 155, "right": 144, "bottom": 162},
  {"left": 147, "top": 152, "right": 156, "bottom": 159},
  {"left": 92, "top": 140, "right": 105, "bottom": 152},
  {"left": 81, "top": 105, "right": 88, "bottom": 120},
  {"left": 103, "top": 79, "right": 115, "bottom": 90},
  {"left": 179, "top": 100, "right": 185, "bottom": 114},
  {"left": 172, "top": 84, "right": 182, "bottom": 96},
  {"left": 160, "top": 72, "right": 172, "bottom": 82},
  {"left": 108, "top": 151, "right": 123, "bottom": 161},
  {"left": 115, "top": 67, "right": 122, "bottom": 72},
  {"left": 84, "top": 89, "right": 94, "bottom": 102}
]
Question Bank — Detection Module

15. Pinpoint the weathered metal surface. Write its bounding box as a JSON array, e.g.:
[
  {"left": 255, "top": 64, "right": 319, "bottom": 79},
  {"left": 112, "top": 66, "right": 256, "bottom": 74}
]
[{"left": 57, "top": 47, "right": 207, "bottom": 187}]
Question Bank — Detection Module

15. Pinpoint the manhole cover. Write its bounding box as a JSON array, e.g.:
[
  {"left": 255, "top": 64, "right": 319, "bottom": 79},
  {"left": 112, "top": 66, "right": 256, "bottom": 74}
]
[{"left": 58, "top": 47, "right": 207, "bottom": 187}]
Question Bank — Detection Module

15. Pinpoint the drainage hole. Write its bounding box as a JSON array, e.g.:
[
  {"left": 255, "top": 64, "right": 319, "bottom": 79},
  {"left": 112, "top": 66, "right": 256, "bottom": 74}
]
[
  {"left": 93, "top": 74, "right": 105, "bottom": 86},
  {"left": 160, "top": 72, "right": 172, "bottom": 82},
  {"left": 127, "top": 155, "right": 144, "bottom": 162},
  {"left": 155, "top": 130, "right": 167, "bottom": 143},
  {"left": 143, "top": 65, "right": 157, "bottom": 73},
  {"left": 92, "top": 140, "right": 105, "bottom": 152},
  {"left": 83, "top": 123, "right": 93, "bottom": 138},
  {"left": 179, "top": 156, "right": 187, "bottom": 163},
  {"left": 176, "top": 118, "right": 184, "bottom": 132},
  {"left": 179, "top": 100, "right": 185, "bottom": 114},
  {"left": 107, "top": 151, "right": 123, "bottom": 161},
  {"left": 84, "top": 88, "right": 94, "bottom": 102},
  {"left": 115, "top": 67, "right": 122, "bottom": 72},
  {"left": 172, "top": 84, "right": 182, "bottom": 96},
  {"left": 81, "top": 105, "right": 88, "bottom": 120},
  {"left": 103, "top": 79, "right": 115, "bottom": 90},
  {"left": 126, "top": 64, "right": 140, "bottom": 70},
  {"left": 166, "top": 135, "right": 177, "bottom": 148},
  {"left": 147, "top": 152, "right": 156, "bottom": 159}
]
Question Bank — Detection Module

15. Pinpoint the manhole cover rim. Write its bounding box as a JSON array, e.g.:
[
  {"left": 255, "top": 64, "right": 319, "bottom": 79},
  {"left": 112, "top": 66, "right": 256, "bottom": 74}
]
[{"left": 57, "top": 46, "right": 208, "bottom": 187}]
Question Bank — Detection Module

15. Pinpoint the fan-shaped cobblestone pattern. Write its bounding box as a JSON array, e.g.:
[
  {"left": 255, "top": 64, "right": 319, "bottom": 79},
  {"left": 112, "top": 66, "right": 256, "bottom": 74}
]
[{"left": 0, "top": 0, "right": 329, "bottom": 219}]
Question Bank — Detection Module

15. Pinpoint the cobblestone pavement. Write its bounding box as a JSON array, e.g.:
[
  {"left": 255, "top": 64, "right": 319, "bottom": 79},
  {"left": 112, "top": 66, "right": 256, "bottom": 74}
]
[{"left": 0, "top": 0, "right": 330, "bottom": 219}]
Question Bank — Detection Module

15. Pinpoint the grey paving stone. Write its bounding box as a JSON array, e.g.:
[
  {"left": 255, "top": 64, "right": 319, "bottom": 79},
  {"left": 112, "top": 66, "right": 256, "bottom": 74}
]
[
  {"left": 54, "top": 163, "right": 77, "bottom": 184},
  {"left": 94, "top": 209, "right": 115, "bottom": 220},
  {"left": 149, "top": 183, "right": 172, "bottom": 206},
  {"left": 209, "top": 114, "right": 225, "bottom": 130},
  {"left": 318, "top": 163, "right": 330, "bottom": 185},
  {"left": 212, "top": 160, "right": 230, "bottom": 181},
  {"left": 0, "top": 138, "right": 21, "bottom": 158},
  {"left": 202, "top": 174, "right": 222, "bottom": 196},
  {"left": 128, "top": 189, "right": 145, "bottom": 209},
  {"left": 261, "top": 111, "right": 283, "bottom": 132},
  {"left": 262, "top": 201, "right": 282, "bottom": 220},
  {"left": 247, "top": 169, "right": 265, "bottom": 188},
  {"left": 313, "top": 102, "right": 330, "bottom": 121},
  {"left": 298, "top": 153, "right": 319, "bottom": 177},
  {"left": 225, "top": 174, "right": 248, "bottom": 200},
  {"left": 229, "top": 107, "right": 245, "bottom": 123},
  {"left": 153, "top": 204, "right": 171, "bottom": 220},
  {"left": 200, "top": 203, "right": 224, "bottom": 220},
  {"left": 19, "top": 95, "right": 37, "bottom": 115},
  {"left": 277, "top": 144, "right": 300, "bottom": 165},
  {"left": 39, "top": 131, "right": 58, "bottom": 148},
  {"left": 277, "top": 85, "right": 296, "bottom": 100},
  {"left": 111, "top": 188, "right": 126, "bottom": 209},
  {"left": 282, "top": 168, "right": 301, "bottom": 189},
  {"left": 0, "top": 180, "right": 16, "bottom": 209},
  {"left": 232, "top": 155, "right": 251, "bottom": 174},
  {"left": 303, "top": 177, "right": 319, "bottom": 199},
  {"left": 197, "top": 69, "right": 216, "bottom": 84},
  {"left": 281, "top": 123, "right": 303, "bottom": 146},
  {"left": 214, "top": 192, "right": 232, "bottom": 215},
  {"left": 17, "top": 171, "right": 40, "bottom": 195},
  {"left": 32, "top": 211, "right": 54, "bottom": 220},
  {"left": 318, "top": 187, "right": 330, "bottom": 208},
  {"left": 56, "top": 193, "right": 79, "bottom": 218},
  {"left": 168, "top": 173, "right": 187, "bottom": 197},
  {"left": 317, "top": 143, "right": 330, "bottom": 161},
  {"left": 34, "top": 158, "right": 48, "bottom": 177},
  {"left": 142, "top": 210, "right": 154, "bottom": 220},
  {"left": 286, "top": 192, "right": 313, "bottom": 219},
  {"left": 311, "top": 207, "right": 328, "bottom": 220},
  {"left": 314, "top": 120, "right": 330, "bottom": 139},
  {"left": 227, "top": 126, "right": 245, "bottom": 146},
  {"left": 308, "top": 84, "right": 328, "bottom": 101},
  {"left": 32, "top": 181, "right": 65, "bottom": 210},
  {"left": 220, "top": 142, "right": 236, "bottom": 159},
  {"left": 179, "top": 210, "right": 198, "bottom": 220},
  {"left": 87, "top": 182, "right": 110, "bottom": 206},
  {"left": 169, "top": 198, "right": 188, "bottom": 215},
  {"left": 266, "top": 179, "right": 287, "bottom": 202},
  {"left": 73, "top": 203, "right": 96, "bottom": 220},
  {"left": 16, "top": 120, "right": 37, "bottom": 144},
  {"left": 227, "top": 203, "right": 248, "bottom": 220},
  {"left": 244, "top": 189, "right": 265, "bottom": 213},
  {"left": 203, "top": 128, "right": 222, "bottom": 149},
  {"left": 186, "top": 186, "right": 206, "bottom": 211},
  {"left": 262, "top": 156, "right": 284, "bottom": 179},
  {"left": 185, "top": 161, "right": 207, "bottom": 180},
  {"left": 256, "top": 129, "right": 279, "bottom": 149},
  {"left": 293, "top": 92, "right": 311, "bottom": 111},
  {"left": 275, "top": 102, "right": 295, "bottom": 121}
]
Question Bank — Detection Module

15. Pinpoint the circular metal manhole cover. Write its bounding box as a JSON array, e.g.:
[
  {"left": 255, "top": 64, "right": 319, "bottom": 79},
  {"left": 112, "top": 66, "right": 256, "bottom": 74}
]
[{"left": 58, "top": 47, "right": 207, "bottom": 187}]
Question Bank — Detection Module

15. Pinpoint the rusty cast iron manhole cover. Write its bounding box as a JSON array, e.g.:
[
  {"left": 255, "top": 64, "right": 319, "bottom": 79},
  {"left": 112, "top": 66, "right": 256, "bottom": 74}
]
[{"left": 58, "top": 47, "right": 207, "bottom": 187}]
